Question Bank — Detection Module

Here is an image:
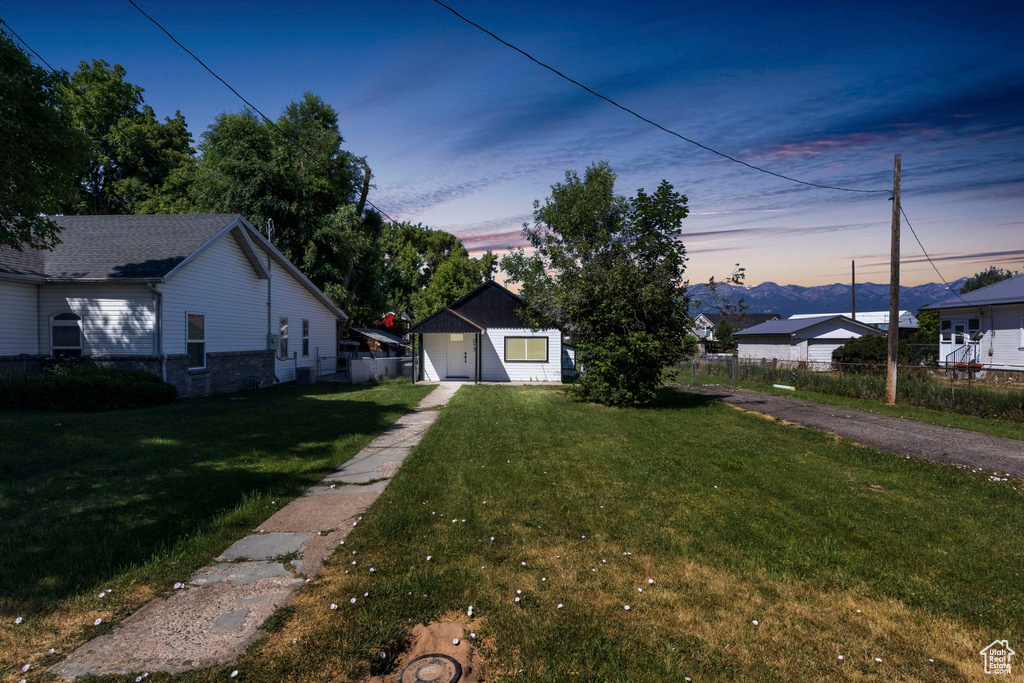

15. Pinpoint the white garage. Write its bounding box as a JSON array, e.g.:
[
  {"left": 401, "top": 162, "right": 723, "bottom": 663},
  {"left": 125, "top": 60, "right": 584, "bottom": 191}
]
[{"left": 735, "top": 315, "right": 884, "bottom": 368}]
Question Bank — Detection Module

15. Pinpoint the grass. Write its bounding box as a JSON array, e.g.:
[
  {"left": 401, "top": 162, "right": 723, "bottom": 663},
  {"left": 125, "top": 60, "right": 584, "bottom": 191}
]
[
  {"left": 151, "top": 385, "right": 1024, "bottom": 682},
  {"left": 677, "top": 370, "right": 1024, "bottom": 442},
  {"left": 688, "top": 359, "right": 1024, "bottom": 424},
  {"left": 0, "top": 380, "right": 432, "bottom": 678}
]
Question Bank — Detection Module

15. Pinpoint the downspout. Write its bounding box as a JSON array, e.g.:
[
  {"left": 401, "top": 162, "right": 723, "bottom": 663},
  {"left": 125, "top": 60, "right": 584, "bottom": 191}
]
[{"left": 147, "top": 283, "right": 166, "bottom": 381}]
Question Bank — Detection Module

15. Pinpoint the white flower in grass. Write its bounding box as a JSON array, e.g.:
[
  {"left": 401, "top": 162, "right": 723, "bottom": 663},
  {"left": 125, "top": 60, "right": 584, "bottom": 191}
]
[
  {"left": 452, "top": 519, "right": 457, "bottom": 523},
  {"left": 330, "top": 604, "right": 338, "bottom": 610},
  {"left": 470, "top": 632, "right": 476, "bottom": 638},
  {"left": 93, "top": 618, "right": 103, "bottom": 626},
  {"left": 516, "top": 589, "right": 521, "bottom": 594},
  {"left": 48, "top": 648, "right": 55, "bottom": 653},
  {"left": 752, "top": 620, "right": 759, "bottom": 626},
  {"left": 452, "top": 638, "right": 460, "bottom": 645},
  {"left": 352, "top": 521, "right": 358, "bottom": 527},
  {"left": 490, "top": 537, "right": 495, "bottom": 542},
  {"left": 624, "top": 605, "right": 630, "bottom": 611},
  {"left": 340, "top": 540, "right": 345, "bottom": 545},
  {"left": 467, "top": 606, "right": 473, "bottom": 617},
  {"left": 14, "top": 617, "right": 23, "bottom": 624},
  {"left": 514, "top": 597, "right": 520, "bottom": 603},
  {"left": 648, "top": 579, "right": 654, "bottom": 584},
  {"left": 541, "top": 578, "right": 547, "bottom": 581},
  {"left": 369, "top": 568, "right": 375, "bottom": 573},
  {"left": 22, "top": 664, "right": 30, "bottom": 672},
  {"left": 638, "top": 588, "right": 643, "bottom": 593},
  {"left": 330, "top": 484, "right": 336, "bottom": 489},
  {"left": 602, "top": 560, "right": 607, "bottom": 563},
  {"left": 837, "top": 655, "right": 843, "bottom": 661},
  {"left": 230, "top": 671, "right": 238, "bottom": 678},
  {"left": 520, "top": 562, "right": 526, "bottom": 566},
  {"left": 350, "top": 598, "right": 357, "bottom": 604},
  {"left": 427, "top": 555, "right": 432, "bottom": 561},
  {"left": 381, "top": 652, "right": 387, "bottom": 659},
  {"left": 557, "top": 603, "right": 563, "bottom": 609},
  {"left": 363, "top": 592, "right": 369, "bottom": 597},
  {"left": 875, "top": 658, "right": 882, "bottom": 663}
]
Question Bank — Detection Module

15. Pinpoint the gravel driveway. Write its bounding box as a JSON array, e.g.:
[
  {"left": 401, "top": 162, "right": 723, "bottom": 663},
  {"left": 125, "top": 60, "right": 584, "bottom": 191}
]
[{"left": 678, "top": 384, "right": 1024, "bottom": 477}]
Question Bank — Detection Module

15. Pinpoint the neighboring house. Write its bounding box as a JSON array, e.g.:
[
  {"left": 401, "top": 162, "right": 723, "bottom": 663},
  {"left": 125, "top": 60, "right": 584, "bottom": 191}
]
[
  {"left": 789, "top": 310, "right": 918, "bottom": 331},
  {"left": 407, "top": 280, "right": 562, "bottom": 382},
  {"left": 735, "top": 315, "right": 884, "bottom": 365},
  {"left": 923, "top": 273, "right": 1024, "bottom": 369},
  {"left": 348, "top": 327, "right": 409, "bottom": 357},
  {"left": 693, "top": 312, "right": 781, "bottom": 340},
  {"left": 0, "top": 214, "right": 344, "bottom": 397}
]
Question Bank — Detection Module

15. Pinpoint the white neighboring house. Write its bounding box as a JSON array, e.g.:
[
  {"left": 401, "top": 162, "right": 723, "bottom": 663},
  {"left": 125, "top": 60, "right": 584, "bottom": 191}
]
[
  {"left": 923, "top": 273, "right": 1024, "bottom": 369},
  {"left": 735, "top": 315, "right": 884, "bottom": 366},
  {"left": 0, "top": 214, "right": 344, "bottom": 397},
  {"left": 408, "top": 280, "right": 563, "bottom": 382}
]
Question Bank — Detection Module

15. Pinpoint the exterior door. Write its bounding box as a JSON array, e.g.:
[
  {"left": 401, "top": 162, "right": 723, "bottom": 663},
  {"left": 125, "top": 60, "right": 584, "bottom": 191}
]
[{"left": 445, "top": 334, "right": 470, "bottom": 379}]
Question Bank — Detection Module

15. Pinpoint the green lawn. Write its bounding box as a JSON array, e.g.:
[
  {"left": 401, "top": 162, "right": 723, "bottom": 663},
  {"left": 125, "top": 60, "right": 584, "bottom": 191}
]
[
  {"left": 675, "top": 370, "right": 1024, "bottom": 442},
  {"left": 181, "top": 385, "right": 1024, "bottom": 682},
  {"left": 0, "top": 381, "right": 431, "bottom": 675}
]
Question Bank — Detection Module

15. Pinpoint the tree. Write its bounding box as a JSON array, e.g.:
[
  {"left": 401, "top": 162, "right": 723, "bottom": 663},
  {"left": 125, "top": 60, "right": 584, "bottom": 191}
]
[
  {"left": 832, "top": 335, "right": 913, "bottom": 366},
  {"left": 193, "top": 94, "right": 382, "bottom": 318},
  {"left": 379, "top": 221, "right": 497, "bottom": 321},
  {"left": 0, "top": 25, "right": 89, "bottom": 250},
  {"left": 714, "top": 320, "right": 737, "bottom": 351},
  {"left": 58, "top": 60, "right": 195, "bottom": 214},
  {"left": 960, "top": 266, "right": 1019, "bottom": 294},
  {"left": 502, "top": 162, "right": 690, "bottom": 407}
]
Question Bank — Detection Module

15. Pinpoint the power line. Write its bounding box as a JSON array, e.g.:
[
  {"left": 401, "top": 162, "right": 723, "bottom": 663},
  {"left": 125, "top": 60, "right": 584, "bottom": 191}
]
[
  {"left": 900, "top": 205, "right": 972, "bottom": 306},
  {"left": 1, "top": 19, "right": 58, "bottom": 72},
  {"left": 126, "top": 0, "right": 397, "bottom": 223},
  {"left": 430, "top": 0, "right": 891, "bottom": 196}
]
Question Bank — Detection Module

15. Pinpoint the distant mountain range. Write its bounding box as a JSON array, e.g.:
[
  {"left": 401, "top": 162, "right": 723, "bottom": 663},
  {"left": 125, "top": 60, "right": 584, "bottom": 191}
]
[{"left": 687, "top": 279, "right": 967, "bottom": 318}]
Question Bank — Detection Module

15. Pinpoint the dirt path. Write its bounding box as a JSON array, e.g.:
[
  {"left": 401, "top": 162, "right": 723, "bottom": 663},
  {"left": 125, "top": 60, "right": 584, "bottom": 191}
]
[
  {"left": 678, "top": 384, "right": 1024, "bottom": 476},
  {"left": 50, "top": 383, "right": 462, "bottom": 680}
]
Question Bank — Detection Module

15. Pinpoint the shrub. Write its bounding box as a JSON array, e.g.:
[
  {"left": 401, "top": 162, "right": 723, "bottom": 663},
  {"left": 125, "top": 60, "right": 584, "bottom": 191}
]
[
  {"left": 0, "top": 366, "right": 177, "bottom": 412},
  {"left": 831, "top": 335, "right": 916, "bottom": 365}
]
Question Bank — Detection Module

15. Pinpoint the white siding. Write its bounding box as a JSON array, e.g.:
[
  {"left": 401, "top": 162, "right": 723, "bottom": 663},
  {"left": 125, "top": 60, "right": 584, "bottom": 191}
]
[
  {"left": 420, "top": 333, "right": 449, "bottom": 381},
  {"left": 0, "top": 280, "right": 39, "bottom": 355},
  {"left": 161, "top": 233, "right": 338, "bottom": 383},
  {"left": 265, "top": 246, "right": 337, "bottom": 382},
  {"left": 738, "top": 336, "right": 797, "bottom": 362},
  {"left": 482, "top": 328, "right": 561, "bottom": 382},
  {"left": 38, "top": 283, "right": 154, "bottom": 355},
  {"left": 807, "top": 340, "right": 845, "bottom": 364},
  {"left": 940, "top": 305, "right": 1024, "bottom": 368},
  {"left": 161, "top": 234, "right": 266, "bottom": 356}
]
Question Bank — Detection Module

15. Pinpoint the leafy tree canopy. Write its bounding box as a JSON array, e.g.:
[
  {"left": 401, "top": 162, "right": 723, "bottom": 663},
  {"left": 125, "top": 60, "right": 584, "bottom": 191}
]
[
  {"left": 502, "top": 162, "right": 691, "bottom": 407},
  {"left": 960, "top": 266, "right": 1019, "bottom": 294},
  {"left": 58, "top": 60, "right": 194, "bottom": 215},
  {"left": 0, "top": 25, "right": 89, "bottom": 250},
  {"left": 714, "top": 320, "right": 737, "bottom": 350}
]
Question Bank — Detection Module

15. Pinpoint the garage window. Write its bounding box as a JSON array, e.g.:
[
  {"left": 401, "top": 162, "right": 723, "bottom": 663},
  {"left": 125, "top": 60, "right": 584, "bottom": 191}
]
[{"left": 505, "top": 337, "right": 548, "bottom": 362}]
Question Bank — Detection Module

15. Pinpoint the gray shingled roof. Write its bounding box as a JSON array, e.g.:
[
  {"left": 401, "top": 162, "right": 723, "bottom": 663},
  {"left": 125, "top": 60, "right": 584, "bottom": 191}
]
[
  {"left": 735, "top": 315, "right": 880, "bottom": 336},
  {"left": 925, "top": 273, "right": 1024, "bottom": 309},
  {"left": 0, "top": 214, "right": 239, "bottom": 280},
  {"left": 351, "top": 328, "right": 409, "bottom": 347}
]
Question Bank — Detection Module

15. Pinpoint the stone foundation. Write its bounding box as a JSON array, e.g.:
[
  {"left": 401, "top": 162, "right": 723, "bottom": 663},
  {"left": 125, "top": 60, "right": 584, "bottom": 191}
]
[{"left": 166, "top": 350, "right": 275, "bottom": 398}]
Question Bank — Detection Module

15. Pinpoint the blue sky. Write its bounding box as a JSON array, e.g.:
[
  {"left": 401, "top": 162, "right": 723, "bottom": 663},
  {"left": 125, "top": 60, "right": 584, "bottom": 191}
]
[{"left": 6, "top": 0, "right": 1023, "bottom": 286}]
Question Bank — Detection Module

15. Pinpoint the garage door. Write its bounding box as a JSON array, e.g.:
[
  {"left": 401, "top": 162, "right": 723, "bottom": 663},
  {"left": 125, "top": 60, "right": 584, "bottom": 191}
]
[{"left": 806, "top": 340, "right": 844, "bottom": 365}]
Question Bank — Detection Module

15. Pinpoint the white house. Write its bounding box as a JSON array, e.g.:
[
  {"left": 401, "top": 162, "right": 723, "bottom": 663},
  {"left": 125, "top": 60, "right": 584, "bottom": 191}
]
[
  {"left": 407, "top": 280, "right": 563, "bottom": 382},
  {"left": 0, "top": 214, "right": 344, "bottom": 397},
  {"left": 734, "top": 315, "right": 884, "bottom": 365},
  {"left": 923, "top": 273, "right": 1024, "bottom": 369}
]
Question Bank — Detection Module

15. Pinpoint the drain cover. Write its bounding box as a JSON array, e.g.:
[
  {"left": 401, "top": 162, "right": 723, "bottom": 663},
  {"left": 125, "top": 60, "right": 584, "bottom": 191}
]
[{"left": 399, "top": 654, "right": 463, "bottom": 683}]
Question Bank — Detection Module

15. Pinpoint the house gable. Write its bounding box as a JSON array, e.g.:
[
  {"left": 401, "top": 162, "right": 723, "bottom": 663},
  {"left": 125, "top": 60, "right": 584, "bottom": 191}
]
[{"left": 449, "top": 280, "right": 527, "bottom": 329}]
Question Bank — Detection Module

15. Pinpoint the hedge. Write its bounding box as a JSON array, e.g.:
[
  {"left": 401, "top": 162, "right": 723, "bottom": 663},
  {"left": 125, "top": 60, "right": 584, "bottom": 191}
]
[{"left": 0, "top": 366, "right": 177, "bottom": 412}]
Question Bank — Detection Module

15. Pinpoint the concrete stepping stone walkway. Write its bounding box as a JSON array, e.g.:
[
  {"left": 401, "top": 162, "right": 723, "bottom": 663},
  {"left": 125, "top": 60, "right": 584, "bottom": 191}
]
[{"left": 51, "top": 382, "right": 462, "bottom": 679}]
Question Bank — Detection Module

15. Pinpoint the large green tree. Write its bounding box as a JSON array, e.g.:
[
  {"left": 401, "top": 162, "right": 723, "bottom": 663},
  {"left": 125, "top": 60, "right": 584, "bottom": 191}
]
[
  {"left": 0, "top": 25, "right": 89, "bottom": 250},
  {"left": 58, "top": 60, "right": 194, "bottom": 214},
  {"left": 502, "top": 162, "right": 691, "bottom": 407},
  {"left": 192, "top": 93, "right": 385, "bottom": 318},
  {"left": 960, "top": 266, "right": 1019, "bottom": 294},
  {"left": 379, "top": 222, "right": 497, "bottom": 321}
]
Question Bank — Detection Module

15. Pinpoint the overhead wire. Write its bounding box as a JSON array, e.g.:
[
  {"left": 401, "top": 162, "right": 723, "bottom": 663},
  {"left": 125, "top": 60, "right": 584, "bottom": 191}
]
[
  {"left": 126, "top": 0, "right": 397, "bottom": 223},
  {"left": 430, "top": 0, "right": 891, "bottom": 196},
  {"left": 900, "top": 205, "right": 973, "bottom": 306}
]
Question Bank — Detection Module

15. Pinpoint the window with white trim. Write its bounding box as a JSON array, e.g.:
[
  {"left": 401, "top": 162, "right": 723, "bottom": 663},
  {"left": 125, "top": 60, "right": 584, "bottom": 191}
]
[
  {"left": 187, "top": 313, "right": 206, "bottom": 369},
  {"left": 302, "top": 319, "right": 310, "bottom": 356},
  {"left": 279, "top": 317, "right": 289, "bottom": 356},
  {"left": 504, "top": 336, "right": 548, "bottom": 362},
  {"left": 51, "top": 312, "right": 83, "bottom": 358},
  {"left": 940, "top": 319, "right": 951, "bottom": 343}
]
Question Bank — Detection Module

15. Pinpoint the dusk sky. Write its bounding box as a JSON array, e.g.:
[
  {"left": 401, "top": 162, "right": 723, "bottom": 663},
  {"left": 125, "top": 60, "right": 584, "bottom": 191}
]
[{"left": 6, "top": 0, "right": 1023, "bottom": 286}]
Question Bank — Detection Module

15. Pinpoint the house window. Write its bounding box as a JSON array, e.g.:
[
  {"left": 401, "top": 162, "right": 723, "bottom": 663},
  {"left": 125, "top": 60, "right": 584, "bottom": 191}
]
[
  {"left": 940, "top": 319, "right": 951, "bottom": 342},
  {"left": 279, "top": 317, "right": 288, "bottom": 356},
  {"left": 187, "top": 313, "right": 206, "bottom": 369},
  {"left": 505, "top": 336, "right": 548, "bottom": 362},
  {"left": 51, "top": 312, "right": 83, "bottom": 358},
  {"left": 302, "top": 319, "right": 310, "bottom": 356},
  {"left": 449, "top": 333, "right": 464, "bottom": 342}
]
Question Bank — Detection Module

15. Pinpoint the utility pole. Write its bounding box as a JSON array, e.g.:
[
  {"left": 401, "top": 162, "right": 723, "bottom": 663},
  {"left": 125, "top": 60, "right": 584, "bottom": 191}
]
[
  {"left": 886, "top": 155, "right": 901, "bottom": 405},
  {"left": 851, "top": 260, "right": 856, "bottom": 321}
]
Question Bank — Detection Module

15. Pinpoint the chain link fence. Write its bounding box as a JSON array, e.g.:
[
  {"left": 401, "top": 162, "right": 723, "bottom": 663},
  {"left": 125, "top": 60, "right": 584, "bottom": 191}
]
[{"left": 676, "top": 356, "right": 1024, "bottom": 422}]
